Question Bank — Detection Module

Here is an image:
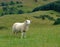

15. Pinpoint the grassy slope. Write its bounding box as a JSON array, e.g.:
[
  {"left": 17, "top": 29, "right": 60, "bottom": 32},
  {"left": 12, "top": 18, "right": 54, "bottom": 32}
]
[
  {"left": 0, "top": 10, "right": 60, "bottom": 47},
  {"left": 20, "top": 0, "right": 57, "bottom": 12}
]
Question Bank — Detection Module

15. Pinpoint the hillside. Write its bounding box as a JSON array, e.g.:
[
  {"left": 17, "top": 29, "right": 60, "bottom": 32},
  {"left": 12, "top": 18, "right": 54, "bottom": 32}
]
[
  {"left": 0, "top": 10, "right": 59, "bottom": 47},
  {"left": 0, "top": 0, "right": 60, "bottom": 47},
  {"left": 0, "top": 10, "right": 59, "bottom": 28}
]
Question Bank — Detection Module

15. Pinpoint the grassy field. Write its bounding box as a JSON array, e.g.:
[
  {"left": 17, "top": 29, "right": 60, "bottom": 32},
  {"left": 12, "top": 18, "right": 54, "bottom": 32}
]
[{"left": 0, "top": 10, "right": 60, "bottom": 47}]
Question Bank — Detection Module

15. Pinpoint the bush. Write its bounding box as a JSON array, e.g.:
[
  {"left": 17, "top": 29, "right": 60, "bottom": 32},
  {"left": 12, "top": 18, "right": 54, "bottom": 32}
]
[
  {"left": 56, "top": 15, "right": 60, "bottom": 17},
  {"left": 47, "top": 16, "right": 55, "bottom": 21},
  {"left": 16, "top": 1, "right": 22, "bottom": 4},
  {"left": 33, "top": 15, "right": 55, "bottom": 21},
  {"left": 16, "top": 1, "right": 20, "bottom": 4},
  {"left": 2, "top": 6, "right": 8, "bottom": 11},
  {"left": 9, "top": 7, "right": 17, "bottom": 14},
  {"left": 53, "top": 18, "right": 60, "bottom": 25},
  {"left": 0, "top": 13, "right": 4, "bottom": 16},
  {"left": 9, "top": 1, "right": 15, "bottom": 5},
  {"left": 17, "top": 5, "right": 23, "bottom": 7},
  {"left": 18, "top": 10, "right": 24, "bottom": 14},
  {"left": 40, "top": 16, "right": 45, "bottom": 20},
  {"left": 1, "top": 2, "right": 8, "bottom": 6}
]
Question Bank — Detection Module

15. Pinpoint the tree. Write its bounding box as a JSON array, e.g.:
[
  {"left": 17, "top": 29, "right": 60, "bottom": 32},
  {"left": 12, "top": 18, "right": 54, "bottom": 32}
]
[
  {"left": 32, "top": 1, "right": 60, "bottom": 12},
  {"left": 10, "top": 1, "right": 15, "bottom": 5}
]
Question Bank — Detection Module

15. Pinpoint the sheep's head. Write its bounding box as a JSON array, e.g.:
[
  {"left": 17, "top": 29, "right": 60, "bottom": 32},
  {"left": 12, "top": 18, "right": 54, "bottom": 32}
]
[{"left": 25, "top": 20, "right": 31, "bottom": 25}]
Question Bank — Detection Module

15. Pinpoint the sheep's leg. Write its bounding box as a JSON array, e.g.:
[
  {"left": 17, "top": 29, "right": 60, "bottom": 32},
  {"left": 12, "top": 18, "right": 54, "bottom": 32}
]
[
  {"left": 13, "top": 31, "right": 18, "bottom": 38},
  {"left": 21, "top": 31, "right": 26, "bottom": 39},
  {"left": 21, "top": 32, "right": 23, "bottom": 39},
  {"left": 23, "top": 31, "right": 26, "bottom": 38}
]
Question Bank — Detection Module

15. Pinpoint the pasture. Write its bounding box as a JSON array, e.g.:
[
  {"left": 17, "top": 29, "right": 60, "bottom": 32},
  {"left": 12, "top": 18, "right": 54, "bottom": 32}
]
[{"left": 0, "top": 11, "right": 60, "bottom": 47}]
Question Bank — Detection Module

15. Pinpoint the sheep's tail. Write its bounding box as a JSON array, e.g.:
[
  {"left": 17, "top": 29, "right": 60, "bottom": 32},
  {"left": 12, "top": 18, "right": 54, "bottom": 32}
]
[{"left": 12, "top": 24, "right": 16, "bottom": 34}]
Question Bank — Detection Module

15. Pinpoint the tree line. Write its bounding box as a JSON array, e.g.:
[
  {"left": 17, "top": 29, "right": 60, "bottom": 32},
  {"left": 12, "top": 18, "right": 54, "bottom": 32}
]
[
  {"left": 0, "top": 1, "right": 24, "bottom": 16},
  {"left": 32, "top": 1, "right": 60, "bottom": 12}
]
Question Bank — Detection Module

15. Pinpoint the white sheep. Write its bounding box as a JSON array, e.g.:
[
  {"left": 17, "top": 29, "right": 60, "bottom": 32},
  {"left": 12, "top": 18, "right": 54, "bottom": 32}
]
[{"left": 12, "top": 20, "right": 31, "bottom": 38}]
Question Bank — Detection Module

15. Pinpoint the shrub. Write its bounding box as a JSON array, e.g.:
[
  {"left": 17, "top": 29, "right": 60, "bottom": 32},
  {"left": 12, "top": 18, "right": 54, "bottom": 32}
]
[
  {"left": 1, "top": 2, "right": 8, "bottom": 6},
  {"left": 2, "top": 6, "right": 8, "bottom": 11},
  {"left": 8, "top": 7, "right": 18, "bottom": 14},
  {"left": 17, "top": 5, "right": 23, "bottom": 7},
  {"left": 33, "top": 15, "right": 55, "bottom": 21},
  {"left": 16, "top": 1, "right": 22, "bottom": 4},
  {"left": 53, "top": 18, "right": 60, "bottom": 25},
  {"left": 0, "top": 12, "right": 4, "bottom": 16},
  {"left": 56, "top": 15, "right": 60, "bottom": 17},
  {"left": 18, "top": 10, "right": 24, "bottom": 14},
  {"left": 50, "top": 12, "right": 54, "bottom": 14},
  {"left": 9, "top": 1, "right": 15, "bottom": 5},
  {"left": 0, "top": 26, "right": 8, "bottom": 30},
  {"left": 16, "top": 1, "right": 20, "bottom": 4},
  {"left": 47, "top": 16, "right": 55, "bottom": 21},
  {"left": 40, "top": 15, "right": 46, "bottom": 20}
]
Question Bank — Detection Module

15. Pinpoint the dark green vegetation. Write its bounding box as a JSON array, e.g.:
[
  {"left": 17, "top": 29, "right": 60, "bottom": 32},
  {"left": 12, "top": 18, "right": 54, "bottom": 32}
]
[
  {"left": 33, "top": 15, "right": 55, "bottom": 21},
  {"left": 54, "top": 18, "right": 60, "bottom": 25},
  {"left": 0, "top": 1, "right": 24, "bottom": 16},
  {"left": 32, "top": 0, "right": 60, "bottom": 12}
]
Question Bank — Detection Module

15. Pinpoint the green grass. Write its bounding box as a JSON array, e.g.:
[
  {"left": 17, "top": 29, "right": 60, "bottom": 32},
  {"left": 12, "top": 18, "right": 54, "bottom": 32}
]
[
  {"left": 0, "top": 10, "right": 60, "bottom": 47},
  {"left": 0, "top": 24, "right": 60, "bottom": 47}
]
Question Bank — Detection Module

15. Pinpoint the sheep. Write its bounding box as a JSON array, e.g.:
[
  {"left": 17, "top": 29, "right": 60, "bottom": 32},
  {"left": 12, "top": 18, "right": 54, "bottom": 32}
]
[{"left": 12, "top": 20, "right": 31, "bottom": 38}]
